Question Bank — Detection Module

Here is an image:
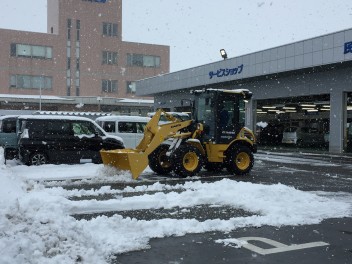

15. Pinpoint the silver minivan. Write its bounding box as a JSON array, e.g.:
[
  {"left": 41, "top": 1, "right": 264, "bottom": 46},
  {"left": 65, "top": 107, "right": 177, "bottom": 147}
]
[{"left": 95, "top": 116, "right": 150, "bottom": 148}]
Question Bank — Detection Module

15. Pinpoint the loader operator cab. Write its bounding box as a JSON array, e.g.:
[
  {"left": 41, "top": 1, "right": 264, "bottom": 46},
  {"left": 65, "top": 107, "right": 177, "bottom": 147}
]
[{"left": 193, "top": 88, "right": 251, "bottom": 144}]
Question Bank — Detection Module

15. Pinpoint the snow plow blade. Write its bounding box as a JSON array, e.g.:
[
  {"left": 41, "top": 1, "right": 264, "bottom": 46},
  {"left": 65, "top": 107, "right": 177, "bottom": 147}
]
[{"left": 100, "top": 149, "right": 148, "bottom": 180}]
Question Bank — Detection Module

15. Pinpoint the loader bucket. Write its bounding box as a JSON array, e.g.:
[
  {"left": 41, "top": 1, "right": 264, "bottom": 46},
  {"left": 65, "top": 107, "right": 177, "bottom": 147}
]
[{"left": 100, "top": 149, "right": 148, "bottom": 180}]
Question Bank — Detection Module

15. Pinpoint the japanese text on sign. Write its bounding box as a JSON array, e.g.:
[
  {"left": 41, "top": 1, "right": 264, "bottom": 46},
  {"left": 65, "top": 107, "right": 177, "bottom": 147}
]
[
  {"left": 344, "top": 41, "right": 352, "bottom": 54},
  {"left": 209, "top": 64, "right": 244, "bottom": 79}
]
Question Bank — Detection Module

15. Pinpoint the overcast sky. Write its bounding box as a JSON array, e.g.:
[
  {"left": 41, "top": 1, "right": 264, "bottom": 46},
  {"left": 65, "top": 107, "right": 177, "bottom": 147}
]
[{"left": 0, "top": 0, "right": 351, "bottom": 72}]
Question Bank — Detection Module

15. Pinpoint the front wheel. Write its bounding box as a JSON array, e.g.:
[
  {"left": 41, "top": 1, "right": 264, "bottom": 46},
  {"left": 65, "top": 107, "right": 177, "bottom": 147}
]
[
  {"left": 226, "top": 146, "right": 254, "bottom": 175},
  {"left": 172, "top": 145, "right": 203, "bottom": 178},
  {"left": 148, "top": 144, "right": 173, "bottom": 175},
  {"left": 29, "top": 151, "right": 48, "bottom": 166}
]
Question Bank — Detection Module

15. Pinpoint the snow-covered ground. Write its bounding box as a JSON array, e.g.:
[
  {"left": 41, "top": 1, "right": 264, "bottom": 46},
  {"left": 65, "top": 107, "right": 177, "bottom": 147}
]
[{"left": 0, "top": 148, "right": 351, "bottom": 264}]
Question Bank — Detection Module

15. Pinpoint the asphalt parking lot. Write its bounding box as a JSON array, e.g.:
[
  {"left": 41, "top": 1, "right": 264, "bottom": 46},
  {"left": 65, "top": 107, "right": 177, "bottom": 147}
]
[
  {"left": 112, "top": 218, "right": 352, "bottom": 264},
  {"left": 67, "top": 149, "right": 352, "bottom": 264}
]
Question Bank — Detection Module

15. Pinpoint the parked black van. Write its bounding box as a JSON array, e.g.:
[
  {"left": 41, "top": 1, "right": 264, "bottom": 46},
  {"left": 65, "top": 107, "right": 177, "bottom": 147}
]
[{"left": 18, "top": 115, "right": 124, "bottom": 165}]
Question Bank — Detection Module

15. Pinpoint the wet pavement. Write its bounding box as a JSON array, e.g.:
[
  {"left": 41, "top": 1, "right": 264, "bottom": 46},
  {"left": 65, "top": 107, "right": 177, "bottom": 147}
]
[{"left": 57, "top": 147, "right": 352, "bottom": 264}]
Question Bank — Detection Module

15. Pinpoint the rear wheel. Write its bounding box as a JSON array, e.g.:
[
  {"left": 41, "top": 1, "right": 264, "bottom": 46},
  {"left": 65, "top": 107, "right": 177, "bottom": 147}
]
[
  {"left": 226, "top": 146, "right": 253, "bottom": 175},
  {"left": 172, "top": 145, "right": 203, "bottom": 178},
  {"left": 149, "top": 144, "right": 173, "bottom": 174},
  {"left": 29, "top": 151, "right": 48, "bottom": 166}
]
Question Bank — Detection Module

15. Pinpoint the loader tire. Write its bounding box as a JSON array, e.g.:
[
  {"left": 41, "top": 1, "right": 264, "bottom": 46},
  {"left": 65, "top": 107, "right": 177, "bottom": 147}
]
[
  {"left": 148, "top": 144, "right": 173, "bottom": 175},
  {"left": 172, "top": 145, "right": 203, "bottom": 178},
  {"left": 226, "top": 146, "right": 254, "bottom": 175}
]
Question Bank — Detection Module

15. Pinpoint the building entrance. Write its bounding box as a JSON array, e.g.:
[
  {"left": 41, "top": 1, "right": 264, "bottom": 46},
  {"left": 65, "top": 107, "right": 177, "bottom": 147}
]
[{"left": 256, "top": 95, "right": 330, "bottom": 150}]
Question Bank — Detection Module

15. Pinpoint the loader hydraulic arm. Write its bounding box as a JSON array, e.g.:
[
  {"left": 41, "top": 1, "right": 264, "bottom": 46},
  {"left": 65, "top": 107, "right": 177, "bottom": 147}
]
[
  {"left": 100, "top": 109, "right": 193, "bottom": 179},
  {"left": 136, "top": 109, "right": 193, "bottom": 155}
]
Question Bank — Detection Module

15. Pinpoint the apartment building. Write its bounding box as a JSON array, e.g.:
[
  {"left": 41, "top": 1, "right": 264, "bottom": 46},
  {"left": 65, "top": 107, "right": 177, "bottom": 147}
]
[{"left": 0, "top": 0, "right": 169, "bottom": 112}]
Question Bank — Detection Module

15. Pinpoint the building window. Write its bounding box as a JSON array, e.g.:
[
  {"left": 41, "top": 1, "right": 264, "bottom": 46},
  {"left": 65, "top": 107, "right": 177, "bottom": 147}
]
[
  {"left": 67, "top": 58, "right": 71, "bottom": 69},
  {"left": 10, "top": 75, "right": 52, "bottom": 90},
  {"left": 76, "top": 20, "right": 80, "bottom": 41},
  {"left": 67, "top": 19, "right": 72, "bottom": 28},
  {"left": 67, "top": 19, "right": 72, "bottom": 96},
  {"left": 67, "top": 85, "right": 71, "bottom": 96},
  {"left": 67, "top": 19, "right": 72, "bottom": 40},
  {"left": 10, "top": 44, "right": 52, "bottom": 59},
  {"left": 102, "top": 22, "right": 118, "bottom": 37},
  {"left": 126, "top": 81, "right": 136, "bottom": 94},
  {"left": 127, "top": 53, "right": 160, "bottom": 68},
  {"left": 102, "top": 80, "right": 117, "bottom": 93},
  {"left": 102, "top": 51, "right": 118, "bottom": 65}
]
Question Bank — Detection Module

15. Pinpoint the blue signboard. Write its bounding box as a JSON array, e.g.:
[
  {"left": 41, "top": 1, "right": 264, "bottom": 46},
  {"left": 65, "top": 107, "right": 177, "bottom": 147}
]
[
  {"left": 344, "top": 41, "right": 352, "bottom": 54},
  {"left": 209, "top": 64, "right": 244, "bottom": 79}
]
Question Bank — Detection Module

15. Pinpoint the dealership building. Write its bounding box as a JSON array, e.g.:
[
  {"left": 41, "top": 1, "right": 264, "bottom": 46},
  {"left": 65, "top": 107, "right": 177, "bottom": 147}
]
[
  {"left": 0, "top": 0, "right": 168, "bottom": 114},
  {"left": 136, "top": 28, "right": 352, "bottom": 153}
]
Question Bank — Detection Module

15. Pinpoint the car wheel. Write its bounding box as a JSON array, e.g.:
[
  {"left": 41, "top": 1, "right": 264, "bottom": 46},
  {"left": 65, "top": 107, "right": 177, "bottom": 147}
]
[
  {"left": 29, "top": 152, "right": 48, "bottom": 166},
  {"left": 148, "top": 144, "right": 173, "bottom": 175},
  {"left": 172, "top": 144, "right": 203, "bottom": 178},
  {"left": 226, "top": 146, "right": 254, "bottom": 175}
]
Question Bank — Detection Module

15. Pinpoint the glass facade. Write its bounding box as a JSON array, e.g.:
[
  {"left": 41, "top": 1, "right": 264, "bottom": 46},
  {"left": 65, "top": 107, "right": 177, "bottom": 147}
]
[
  {"left": 66, "top": 19, "right": 72, "bottom": 96},
  {"left": 75, "top": 19, "right": 81, "bottom": 96}
]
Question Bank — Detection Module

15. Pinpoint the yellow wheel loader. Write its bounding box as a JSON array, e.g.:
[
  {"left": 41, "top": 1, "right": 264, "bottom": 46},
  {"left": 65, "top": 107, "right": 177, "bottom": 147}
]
[{"left": 100, "top": 88, "right": 257, "bottom": 179}]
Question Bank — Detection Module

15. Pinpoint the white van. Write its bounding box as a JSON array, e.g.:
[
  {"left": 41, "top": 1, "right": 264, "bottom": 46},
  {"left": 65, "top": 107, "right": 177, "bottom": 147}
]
[{"left": 95, "top": 116, "right": 150, "bottom": 148}]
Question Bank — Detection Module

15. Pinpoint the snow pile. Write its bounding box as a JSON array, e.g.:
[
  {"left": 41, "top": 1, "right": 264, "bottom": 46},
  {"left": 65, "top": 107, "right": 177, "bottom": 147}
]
[
  {"left": 0, "top": 148, "right": 26, "bottom": 210},
  {"left": 0, "top": 148, "right": 351, "bottom": 263}
]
